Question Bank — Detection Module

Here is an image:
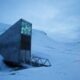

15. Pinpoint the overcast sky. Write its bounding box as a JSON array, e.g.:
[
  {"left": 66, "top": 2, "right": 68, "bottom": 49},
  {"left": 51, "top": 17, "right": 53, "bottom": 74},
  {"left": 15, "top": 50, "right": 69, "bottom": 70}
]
[{"left": 0, "top": 0, "right": 80, "bottom": 42}]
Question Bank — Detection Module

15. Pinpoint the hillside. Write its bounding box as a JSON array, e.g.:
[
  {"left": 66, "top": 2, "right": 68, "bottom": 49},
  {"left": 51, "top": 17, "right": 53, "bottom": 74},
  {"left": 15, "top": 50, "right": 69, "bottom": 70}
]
[{"left": 0, "top": 23, "right": 80, "bottom": 80}]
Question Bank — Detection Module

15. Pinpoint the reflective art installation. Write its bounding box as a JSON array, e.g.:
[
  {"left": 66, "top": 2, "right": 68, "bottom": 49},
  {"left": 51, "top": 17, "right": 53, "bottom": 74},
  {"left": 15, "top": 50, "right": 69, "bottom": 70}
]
[{"left": 0, "top": 19, "right": 32, "bottom": 66}]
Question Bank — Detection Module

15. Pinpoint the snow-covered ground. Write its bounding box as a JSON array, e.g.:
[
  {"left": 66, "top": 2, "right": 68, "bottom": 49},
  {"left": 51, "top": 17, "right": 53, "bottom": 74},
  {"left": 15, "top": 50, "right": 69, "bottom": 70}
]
[{"left": 0, "top": 23, "right": 80, "bottom": 80}]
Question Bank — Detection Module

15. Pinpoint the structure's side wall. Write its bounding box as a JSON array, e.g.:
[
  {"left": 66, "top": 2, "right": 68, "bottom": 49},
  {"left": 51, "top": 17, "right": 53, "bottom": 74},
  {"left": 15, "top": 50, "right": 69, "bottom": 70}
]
[{"left": 0, "top": 20, "right": 21, "bottom": 63}]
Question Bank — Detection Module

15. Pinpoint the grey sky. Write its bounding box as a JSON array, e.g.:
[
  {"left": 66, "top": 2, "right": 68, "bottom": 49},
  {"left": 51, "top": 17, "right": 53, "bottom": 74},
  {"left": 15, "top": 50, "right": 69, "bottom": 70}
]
[{"left": 0, "top": 0, "right": 80, "bottom": 42}]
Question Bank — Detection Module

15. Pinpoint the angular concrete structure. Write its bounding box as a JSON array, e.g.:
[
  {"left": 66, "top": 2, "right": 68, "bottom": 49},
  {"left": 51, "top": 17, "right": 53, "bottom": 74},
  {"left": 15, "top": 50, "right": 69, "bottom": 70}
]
[{"left": 0, "top": 19, "right": 32, "bottom": 66}]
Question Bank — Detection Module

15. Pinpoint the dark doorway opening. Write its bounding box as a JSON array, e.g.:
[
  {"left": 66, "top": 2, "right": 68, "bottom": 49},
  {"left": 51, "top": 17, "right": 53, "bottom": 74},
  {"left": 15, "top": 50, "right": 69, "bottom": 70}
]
[{"left": 21, "top": 34, "right": 31, "bottom": 50}]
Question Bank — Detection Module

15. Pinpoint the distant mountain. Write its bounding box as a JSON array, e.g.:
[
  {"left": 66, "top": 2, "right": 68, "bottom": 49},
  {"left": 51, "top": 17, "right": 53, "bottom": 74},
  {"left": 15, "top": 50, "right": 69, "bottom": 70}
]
[{"left": 0, "top": 23, "right": 10, "bottom": 34}]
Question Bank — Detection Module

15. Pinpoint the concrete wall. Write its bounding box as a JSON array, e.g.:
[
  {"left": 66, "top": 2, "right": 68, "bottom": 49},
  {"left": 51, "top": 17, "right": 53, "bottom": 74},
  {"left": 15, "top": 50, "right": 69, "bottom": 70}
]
[{"left": 0, "top": 19, "right": 32, "bottom": 64}]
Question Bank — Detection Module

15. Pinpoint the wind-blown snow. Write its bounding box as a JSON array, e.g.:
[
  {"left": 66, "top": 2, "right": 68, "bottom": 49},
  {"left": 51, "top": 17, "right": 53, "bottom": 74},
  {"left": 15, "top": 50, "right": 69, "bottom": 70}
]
[{"left": 0, "top": 23, "right": 80, "bottom": 80}]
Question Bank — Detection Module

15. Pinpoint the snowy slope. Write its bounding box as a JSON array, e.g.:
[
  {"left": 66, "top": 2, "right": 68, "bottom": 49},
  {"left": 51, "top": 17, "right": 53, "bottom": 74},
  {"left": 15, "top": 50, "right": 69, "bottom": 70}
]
[
  {"left": 0, "top": 23, "right": 80, "bottom": 80},
  {"left": 0, "top": 23, "right": 10, "bottom": 34}
]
